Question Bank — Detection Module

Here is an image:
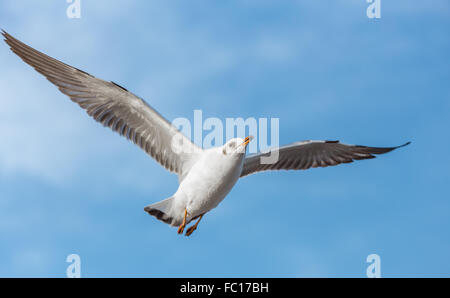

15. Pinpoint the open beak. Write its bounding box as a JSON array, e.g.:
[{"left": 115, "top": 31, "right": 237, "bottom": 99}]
[{"left": 240, "top": 136, "right": 254, "bottom": 148}]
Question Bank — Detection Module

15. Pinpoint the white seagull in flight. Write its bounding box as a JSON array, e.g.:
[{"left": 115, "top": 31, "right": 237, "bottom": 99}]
[{"left": 3, "top": 31, "right": 410, "bottom": 236}]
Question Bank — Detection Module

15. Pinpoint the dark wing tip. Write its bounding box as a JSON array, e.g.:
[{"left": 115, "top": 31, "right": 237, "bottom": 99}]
[
  {"left": 2, "top": 30, "right": 22, "bottom": 50},
  {"left": 381, "top": 141, "right": 411, "bottom": 154},
  {"left": 384, "top": 141, "right": 411, "bottom": 152},
  {"left": 397, "top": 141, "right": 411, "bottom": 148},
  {"left": 379, "top": 141, "right": 411, "bottom": 155},
  {"left": 2, "top": 29, "right": 9, "bottom": 41},
  {"left": 2, "top": 30, "right": 15, "bottom": 42}
]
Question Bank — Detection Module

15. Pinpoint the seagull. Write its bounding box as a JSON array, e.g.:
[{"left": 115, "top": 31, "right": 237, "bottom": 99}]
[{"left": 2, "top": 31, "right": 410, "bottom": 236}]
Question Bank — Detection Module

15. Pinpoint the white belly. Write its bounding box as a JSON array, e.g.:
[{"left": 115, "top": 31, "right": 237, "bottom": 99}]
[{"left": 174, "top": 149, "right": 244, "bottom": 219}]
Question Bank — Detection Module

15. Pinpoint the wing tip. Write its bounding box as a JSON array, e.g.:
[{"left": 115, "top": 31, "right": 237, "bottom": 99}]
[
  {"left": 1, "top": 29, "right": 15, "bottom": 43},
  {"left": 397, "top": 141, "right": 411, "bottom": 148},
  {"left": 2, "top": 29, "right": 9, "bottom": 42},
  {"left": 374, "top": 141, "right": 411, "bottom": 155}
]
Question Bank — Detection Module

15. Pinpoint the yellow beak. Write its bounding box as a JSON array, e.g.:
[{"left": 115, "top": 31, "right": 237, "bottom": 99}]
[{"left": 240, "top": 136, "right": 254, "bottom": 148}]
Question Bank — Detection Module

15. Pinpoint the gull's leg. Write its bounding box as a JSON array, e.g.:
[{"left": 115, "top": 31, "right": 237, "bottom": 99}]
[
  {"left": 185, "top": 214, "right": 204, "bottom": 236},
  {"left": 177, "top": 208, "right": 188, "bottom": 234}
]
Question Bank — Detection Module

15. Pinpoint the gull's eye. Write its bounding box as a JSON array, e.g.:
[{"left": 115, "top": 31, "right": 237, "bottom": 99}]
[{"left": 229, "top": 142, "right": 235, "bottom": 148}]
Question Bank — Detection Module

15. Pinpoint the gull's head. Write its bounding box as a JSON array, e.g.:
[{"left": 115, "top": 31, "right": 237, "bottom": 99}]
[{"left": 222, "top": 136, "right": 254, "bottom": 155}]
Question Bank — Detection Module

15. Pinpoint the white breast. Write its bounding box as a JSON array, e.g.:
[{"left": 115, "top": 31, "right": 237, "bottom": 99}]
[{"left": 175, "top": 148, "right": 245, "bottom": 218}]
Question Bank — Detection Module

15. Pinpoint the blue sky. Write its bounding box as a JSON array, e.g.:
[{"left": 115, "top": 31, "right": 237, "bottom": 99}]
[{"left": 0, "top": 1, "right": 449, "bottom": 277}]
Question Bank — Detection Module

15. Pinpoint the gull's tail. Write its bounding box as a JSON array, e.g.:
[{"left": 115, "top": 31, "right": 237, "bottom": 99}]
[{"left": 144, "top": 197, "right": 177, "bottom": 226}]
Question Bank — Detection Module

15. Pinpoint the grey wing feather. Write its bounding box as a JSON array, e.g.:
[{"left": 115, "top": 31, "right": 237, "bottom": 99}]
[
  {"left": 241, "top": 140, "right": 410, "bottom": 177},
  {"left": 2, "top": 30, "right": 201, "bottom": 177}
]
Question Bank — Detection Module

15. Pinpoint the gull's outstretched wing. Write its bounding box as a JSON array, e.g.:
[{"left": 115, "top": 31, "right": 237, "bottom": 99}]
[
  {"left": 3, "top": 31, "right": 201, "bottom": 177},
  {"left": 241, "top": 140, "right": 410, "bottom": 177}
]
